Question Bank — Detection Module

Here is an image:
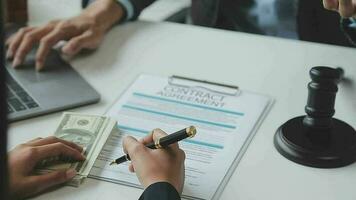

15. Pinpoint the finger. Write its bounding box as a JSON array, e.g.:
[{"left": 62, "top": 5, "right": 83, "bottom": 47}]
[
  {"left": 25, "top": 169, "right": 76, "bottom": 195},
  {"left": 6, "top": 27, "right": 35, "bottom": 60},
  {"left": 139, "top": 131, "right": 154, "bottom": 145},
  {"left": 35, "top": 29, "right": 66, "bottom": 70},
  {"left": 26, "top": 137, "right": 43, "bottom": 143},
  {"left": 34, "top": 142, "right": 85, "bottom": 162},
  {"left": 5, "top": 34, "right": 16, "bottom": 46},
  {"left": 122, "top": 136, "right": 146, "bottom": 161},
  {"left": 323, "top": 0, "right": 339, "bottom": 10},
  {"left": 62, "top": 30, "right": 98, "bottom": 56},
  {"left": 128, "top": 163, "right": 135, "bottom": 173},
  {"left": 36, "top": 22, "right": 83, "bottom": 70},
  {"left": 12, "top": 26, "right": 55, "bottom": 68},
  {"left": 152, "top": 128, "right": 168, "bottom": 142},
  {"left": 26, "top": 136, "right": 83, "bottom": 152},
  {"left": 139, "top": 129, "right": 168, "bottom": 145},
  {"left": 339, "top": 0, "right": 355, "bottom": 17}
]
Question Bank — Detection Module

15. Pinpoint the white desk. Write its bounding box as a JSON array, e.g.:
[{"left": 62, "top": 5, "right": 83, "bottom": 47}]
[{"left": 8, "top": 21, "right": 356, "bottom": 200}]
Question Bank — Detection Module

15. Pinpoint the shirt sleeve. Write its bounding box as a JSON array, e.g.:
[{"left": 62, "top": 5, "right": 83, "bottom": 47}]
[
  {"left": 116, "top": 0, "right": 134, "bottom": 21},
  {"left": 139, "top": 182, "right": 181, "bottom": 200}
]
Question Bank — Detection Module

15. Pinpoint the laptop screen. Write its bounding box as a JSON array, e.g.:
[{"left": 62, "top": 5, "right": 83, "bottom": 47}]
[{"left": 0, "top": 0, "right": 9, "bottom": 199}]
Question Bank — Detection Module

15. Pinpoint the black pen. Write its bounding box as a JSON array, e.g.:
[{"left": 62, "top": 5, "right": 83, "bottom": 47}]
[{"left": 109, "top": 126, "right": 197, "bottom": 165}]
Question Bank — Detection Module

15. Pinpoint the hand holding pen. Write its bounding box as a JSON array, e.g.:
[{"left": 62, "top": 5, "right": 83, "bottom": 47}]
[
  {"left": 117, "top": 127, "right": 196, "bottom": 194},
  {"left": 111, "top": 126, "right": 196, "bottom": 165}
]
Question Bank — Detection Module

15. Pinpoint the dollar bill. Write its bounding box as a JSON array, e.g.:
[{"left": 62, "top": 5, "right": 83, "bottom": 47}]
[{"left": 36, "top": 112, "right": 117, "bottom": 187}]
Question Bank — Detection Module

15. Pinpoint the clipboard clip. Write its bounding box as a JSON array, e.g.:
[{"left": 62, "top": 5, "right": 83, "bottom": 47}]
[{"left": 168, "top": 75, "right": 240, "bottom": 96}]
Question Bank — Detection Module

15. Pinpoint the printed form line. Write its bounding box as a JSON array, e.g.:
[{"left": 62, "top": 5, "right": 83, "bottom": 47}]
[
  {"left": 133, "top": 92, "right": 245, "bottom": 116},
  {"left": 122, "top": 104, "right": 236, "bottom": 129},
  {"left": 118, "top": 125, "right": 224, "bottom": 149}
]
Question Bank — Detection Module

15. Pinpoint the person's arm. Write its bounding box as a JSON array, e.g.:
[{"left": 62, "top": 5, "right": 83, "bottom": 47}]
[
  {"left": 6, "top": 0, "right": 125, "bottom": 70},
  {"left": 323, "top": 0, "right": 356, "bottom": 45},
  {"left": 8, "top": 129, "right": 185, "bottom": 199},
  {"left": 122, "top": 129, "right": 186, "bottom": 200}
]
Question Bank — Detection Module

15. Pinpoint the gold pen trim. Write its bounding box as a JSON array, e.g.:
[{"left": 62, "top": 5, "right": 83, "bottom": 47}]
[
  {"left": 186, "top": 126, "right": 197, "bottom": 138},
  {"left": 155, "top": 139, "right": 162, "bottom": 149}
]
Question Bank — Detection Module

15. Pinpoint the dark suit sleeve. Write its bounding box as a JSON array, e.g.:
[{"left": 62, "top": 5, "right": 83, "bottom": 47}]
[
  {"left": 129, "top": 0, "right": 156, "bottom": 20},
  {"left": 139, "top": 182, "right": 181, "bottom": 200},
  {"left": 82, "top": 0, "right": 155, "bottom": 21}
]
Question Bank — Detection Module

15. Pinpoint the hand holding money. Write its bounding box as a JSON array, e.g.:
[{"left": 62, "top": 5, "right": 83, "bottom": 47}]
[
  {"left": 8, "top": 137, "right": 84, "bottom": 199},
  {"left": 36, "top": 112, "right": 117, "bottom": 187}
]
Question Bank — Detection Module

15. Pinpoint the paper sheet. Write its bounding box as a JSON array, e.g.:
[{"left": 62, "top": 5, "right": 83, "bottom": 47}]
[{"left": 89, "top": 74, "right": 271, "bottom": 200}]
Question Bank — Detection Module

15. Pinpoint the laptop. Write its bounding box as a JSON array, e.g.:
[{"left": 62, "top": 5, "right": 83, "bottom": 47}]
[{"left": 5, "top": 33, "right": 100, "bottom": 122}]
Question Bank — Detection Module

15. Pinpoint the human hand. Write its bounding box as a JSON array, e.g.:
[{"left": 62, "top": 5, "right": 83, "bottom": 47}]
[
  {"left": 8, "top": 136, "right": 85, "bottom": 199},
  {"left": 123, "top": 129, "right": 186, "bottom": 194},
  {"left": 323, "top": 0, "right": 356, "bottom": 17},
  {"left": 6, "top": 0, "right": 124, "bottom": 71}
]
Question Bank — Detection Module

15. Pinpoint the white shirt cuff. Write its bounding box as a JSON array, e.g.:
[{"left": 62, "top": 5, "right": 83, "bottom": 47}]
[{"left": 117, "top": 0, "right": 134, "bottom": 21}]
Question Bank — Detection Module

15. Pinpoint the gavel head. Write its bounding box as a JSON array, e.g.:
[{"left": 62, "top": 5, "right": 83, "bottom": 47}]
[
  {"left": 309, "top": 66, "right": 344, "bottom": 83},
  {"left": 303, "top": 67, "right": 344, "bottom": 129}
]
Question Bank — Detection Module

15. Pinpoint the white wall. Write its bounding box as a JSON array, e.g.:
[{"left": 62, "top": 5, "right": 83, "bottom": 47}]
[{"left": 28, "top": 0, "right": 81, "bottom": 25}]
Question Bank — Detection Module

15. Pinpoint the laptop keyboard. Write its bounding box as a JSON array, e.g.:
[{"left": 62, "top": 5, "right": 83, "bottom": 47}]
[{"left": 6, "top": 70, "right": 39, "bottom": 113}]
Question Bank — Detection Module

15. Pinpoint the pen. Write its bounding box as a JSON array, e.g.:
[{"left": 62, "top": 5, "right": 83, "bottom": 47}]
[{"left": 109, "top": 126, "right": 197, "bottom": 165}]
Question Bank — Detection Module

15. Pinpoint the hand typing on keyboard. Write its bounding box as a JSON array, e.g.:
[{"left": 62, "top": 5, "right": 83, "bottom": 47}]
[{"left": 5, "top": 0, "right": 125, "bottom": 71}]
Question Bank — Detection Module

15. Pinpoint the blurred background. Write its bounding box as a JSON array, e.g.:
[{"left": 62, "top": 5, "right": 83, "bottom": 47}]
[{"left": 5, "top": 0, "right": 354, "bottom": 48}]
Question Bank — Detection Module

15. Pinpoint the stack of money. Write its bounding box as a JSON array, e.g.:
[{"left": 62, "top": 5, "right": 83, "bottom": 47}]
[{"left": 36, "top": 112, "right": 118, "bottom": 187}]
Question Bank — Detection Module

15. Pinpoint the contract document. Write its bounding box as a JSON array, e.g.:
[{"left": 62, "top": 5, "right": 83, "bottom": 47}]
[{"left": 89, "top": 74, "right": 272, "bottom": 200}]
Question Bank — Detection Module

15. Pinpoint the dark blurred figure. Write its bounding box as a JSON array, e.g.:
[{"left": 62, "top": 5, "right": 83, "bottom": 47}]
[
  {"left": 167, "top": 0, "right": 353, "bottom": 47},
  {"left": 168, "top": 0, "right": 299, "bottom": 38},
  {"left": 198, "top": 0, "right": 354, "bottom": 47},
  {"left": 297, "top": 0, "right": 353, "bottom": 47}
]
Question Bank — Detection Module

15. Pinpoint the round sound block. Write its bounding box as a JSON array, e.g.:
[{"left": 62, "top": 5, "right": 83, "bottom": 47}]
[{"left": 274, "top": 116, "right": 356, "bottom": 168}]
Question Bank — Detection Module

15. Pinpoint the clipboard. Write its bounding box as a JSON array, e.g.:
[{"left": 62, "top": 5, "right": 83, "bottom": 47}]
[
  {"left": 168, "top": 75, "right": 241, "bottom": 96},
  {"left": 90, "top": 74, "right": 273, "bottom": 200}
]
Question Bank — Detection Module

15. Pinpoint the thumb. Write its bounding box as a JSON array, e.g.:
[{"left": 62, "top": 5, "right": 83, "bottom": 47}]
[
  {"left": 122, "top": 136, "right": 147, "bottom": 161},
  {"left": 62, "top": 30, "right": 101, "bottom": 56},
  {"left": 26, "top": 169, "right": 76, "bottom": 195}
]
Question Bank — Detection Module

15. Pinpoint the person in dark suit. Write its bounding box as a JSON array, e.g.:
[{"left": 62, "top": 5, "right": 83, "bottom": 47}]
[
  {"left": 322, "top": 0, "right": 356, "bottom": 45},
  {"left": 297, "top": 0, "right": 354, "bottom": 47},
  {"left": 7, "top": 129, "right": 185, "bottom": 200}
]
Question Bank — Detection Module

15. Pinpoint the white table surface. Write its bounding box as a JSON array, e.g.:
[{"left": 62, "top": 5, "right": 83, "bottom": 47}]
[{"left": 8, "top": 21, "right": 356, "bottom": 200}]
